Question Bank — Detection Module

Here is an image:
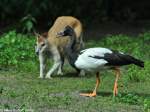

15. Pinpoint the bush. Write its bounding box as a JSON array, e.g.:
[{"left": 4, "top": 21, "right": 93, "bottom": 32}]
[
  {"left": 0, "top": 30, "right": 37, "bottom": 70},
  {"left": 126, "top": 61, "right": 149, "bottom": 82},
  {"left": 20, "top": 14, "right": 37, "bottom": 33},
  {"left": 1, "top": 0, "right": 149, "bottom": 28}
]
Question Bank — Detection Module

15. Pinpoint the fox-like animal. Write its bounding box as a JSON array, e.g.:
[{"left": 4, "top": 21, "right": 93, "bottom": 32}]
[{"left": 35, "top": 16, "right": 84, "bottom": 78}]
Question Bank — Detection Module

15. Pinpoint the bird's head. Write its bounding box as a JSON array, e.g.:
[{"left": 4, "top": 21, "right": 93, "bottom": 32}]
[{"left": 56, "top": 25, "right": 74, "bottom": 37}]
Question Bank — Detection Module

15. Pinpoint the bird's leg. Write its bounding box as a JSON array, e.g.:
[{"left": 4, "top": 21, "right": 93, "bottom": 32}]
[
  {"left": 80, "top": 72, "right": 100, "bottom": 97},
  {"left": 113, "top": 67, "right": 120, "bottom": 96}
]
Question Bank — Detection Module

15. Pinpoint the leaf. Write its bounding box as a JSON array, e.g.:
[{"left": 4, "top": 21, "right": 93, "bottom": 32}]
[
  {"left": 26, "top": 21, "right": 33, "bottom": 32},
  {"left": 11, "top": 38, "right": 16, "bottom": 43},
  {"left": 0, "top": 43, "right": 4, "bottom": 48}
]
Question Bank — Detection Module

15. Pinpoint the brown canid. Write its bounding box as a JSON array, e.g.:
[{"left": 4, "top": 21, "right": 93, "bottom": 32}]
[{"left": 35, "top": 16, "right": 84, "bottom": 78}]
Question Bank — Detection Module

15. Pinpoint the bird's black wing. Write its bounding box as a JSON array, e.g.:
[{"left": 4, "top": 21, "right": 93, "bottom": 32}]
[{"left": 89, "top": 50, "right": 133, "bottom": 66}]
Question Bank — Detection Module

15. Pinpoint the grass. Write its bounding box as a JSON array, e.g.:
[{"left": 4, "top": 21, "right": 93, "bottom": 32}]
[
  {"left": 0, "top": 33, "right": 150, "bottom": 112},
  {"left": 0, "top": 70, "right": 149, "bottom": 112}
]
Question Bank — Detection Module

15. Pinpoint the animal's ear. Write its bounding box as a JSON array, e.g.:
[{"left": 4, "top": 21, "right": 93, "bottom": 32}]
[{"left": 34, "top": 31, "right": 41, "bottom": 38}]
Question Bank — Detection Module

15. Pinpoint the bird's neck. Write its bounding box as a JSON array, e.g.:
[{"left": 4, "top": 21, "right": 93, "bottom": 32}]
[
  {"left": 66, "top": 33, "right": 76, "bottom": 50},
  {"left": 65, "top": 32, "right": 78, "bottom": 68}
]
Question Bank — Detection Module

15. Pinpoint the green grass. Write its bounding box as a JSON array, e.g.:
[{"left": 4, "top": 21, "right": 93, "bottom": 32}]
[
  {"left": 0, "top": 32, "right": 150, "bottom": 112},
  {"left": 0, "top": 70, "right": 149, "bottom": 112}
]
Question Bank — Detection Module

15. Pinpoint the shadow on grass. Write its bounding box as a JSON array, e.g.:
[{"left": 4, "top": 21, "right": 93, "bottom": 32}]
[
  {"left": 53, "top": 72, "right": 98, "bottom": 78},
  {"left": 53, "top": 72, "right": 79, "bottom": 78},
  {"left": 79, "top": 90, "right": 113, "bottom": 97},
  {"left": 79, "top": 90, "right": 150, "bottom": 98}
]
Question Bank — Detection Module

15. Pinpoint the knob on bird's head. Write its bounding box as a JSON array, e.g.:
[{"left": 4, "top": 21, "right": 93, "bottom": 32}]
[{"left": 56, "top": 25, "right": 74, "bottom": 37}]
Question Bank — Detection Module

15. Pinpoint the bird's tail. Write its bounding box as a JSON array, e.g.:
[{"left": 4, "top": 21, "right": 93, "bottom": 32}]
[{"left": 129, "top": 56, "right": 144, "bottom": 67}]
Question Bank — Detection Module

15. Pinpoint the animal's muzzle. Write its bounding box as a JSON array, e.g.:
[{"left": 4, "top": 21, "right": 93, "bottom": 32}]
[{"left": 35, "top": 46, "right": 39, "bottom": 55}]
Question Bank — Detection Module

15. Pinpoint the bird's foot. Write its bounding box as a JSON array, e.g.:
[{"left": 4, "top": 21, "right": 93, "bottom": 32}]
[
  {"left": 113, "top": 91, "right": 118, "bottom": 97},
  {"left": 80, "top": 92, "right": 96, "bottom": 97}
]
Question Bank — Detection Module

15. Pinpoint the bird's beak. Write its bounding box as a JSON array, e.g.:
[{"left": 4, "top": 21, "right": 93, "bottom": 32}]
[{"left": 56, "top": 31, "right": 64, "bottom": 38}]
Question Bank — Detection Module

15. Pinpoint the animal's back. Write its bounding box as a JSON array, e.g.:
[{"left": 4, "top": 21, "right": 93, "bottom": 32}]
[{"left": 47, "top": 16, "right": 83, "bottom": 53}]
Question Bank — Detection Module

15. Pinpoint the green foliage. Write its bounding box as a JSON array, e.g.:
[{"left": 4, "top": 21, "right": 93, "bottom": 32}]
[
  {"left": 100, "top": 35, "right": 143, "bottom": 56},
  {"left": 144, "top": 98, "right": 150, "bottom": 112},
  {"left": 0, "top": 30, "right": 37, "bottom": 70},
  {"left": 86, "top": 34, "right": 142, "bottom": 54},
  {"left": 115, "top": 93, "right": 143, "bottom": 105},
  {"left": 142, "top": 31, "right": 150, "bottom": 42},
  {"left": 127, "top": 61, "right": 149, "bottom": 82},
  {"left": 115, "top": 93, "right": 150, "bottom": 112},
  {"left": 127, "top": 66, "right": 143, "bottom": 82},
  {"left": 20, "top": 14, "right": 37, "bottom": 33}
]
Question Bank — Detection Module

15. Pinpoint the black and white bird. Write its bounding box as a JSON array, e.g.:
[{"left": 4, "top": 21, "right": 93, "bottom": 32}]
[{"left": 56, "top": 25, "right": 144, "bottom": 97}]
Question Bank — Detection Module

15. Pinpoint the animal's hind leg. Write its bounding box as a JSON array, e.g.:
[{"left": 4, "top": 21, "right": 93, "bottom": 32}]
[
  {"left": 57, "top": 56, "right": 64, "bottom": 75},
  {"left": 79, "top": 70, "right": 85, "bottom": 76}
]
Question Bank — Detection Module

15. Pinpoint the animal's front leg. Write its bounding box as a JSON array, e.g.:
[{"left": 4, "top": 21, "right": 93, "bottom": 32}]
[
  {"left": 45, "top": 48, "right": 61, "bottom": 78},
  {"left": 39, "top": 54, "right": 46, "bottom": 78}
]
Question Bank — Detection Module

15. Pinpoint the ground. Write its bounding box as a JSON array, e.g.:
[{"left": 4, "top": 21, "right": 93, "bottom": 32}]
[{"left": 0, "top": 66, "right": 149, "bottom": 112}]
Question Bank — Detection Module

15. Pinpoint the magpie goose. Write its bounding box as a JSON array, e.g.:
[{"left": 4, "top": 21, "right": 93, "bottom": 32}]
[{"left": 56, "top": 25, "right": 144, "bottom": 97}]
